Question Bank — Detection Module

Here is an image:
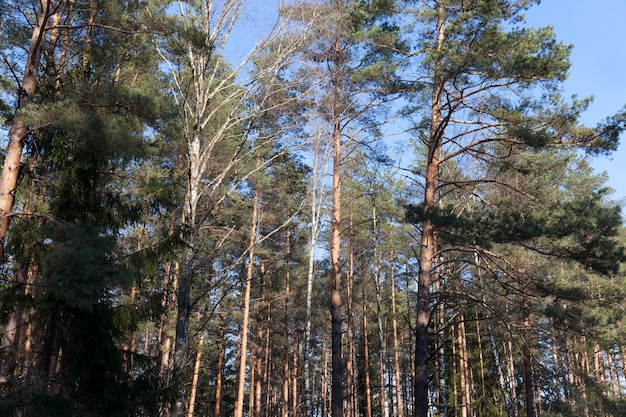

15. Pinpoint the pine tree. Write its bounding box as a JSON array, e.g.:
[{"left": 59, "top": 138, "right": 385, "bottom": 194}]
[{"left": 402, "top": 2, "right": 625, "bottom": 415}]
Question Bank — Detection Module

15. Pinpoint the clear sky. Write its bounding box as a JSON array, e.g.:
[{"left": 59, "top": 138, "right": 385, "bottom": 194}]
[{"left": 524, "top": 0, "right": 626, "bottom": 203}]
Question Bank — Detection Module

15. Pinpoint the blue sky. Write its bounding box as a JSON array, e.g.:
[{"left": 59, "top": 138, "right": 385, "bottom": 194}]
[{"left": 524, "top": 0, "right": 626, "bottom": 203}]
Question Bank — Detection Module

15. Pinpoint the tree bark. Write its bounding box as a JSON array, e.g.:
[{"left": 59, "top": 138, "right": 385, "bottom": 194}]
[
  {"left": 304, "top": 132, "right": 326, "bottom": 417},
  {"left": 187, "top": 313, "right": 205, "bottom": 417},
  {"left": 282, "top": 232, "right": 291, "bottom": 417},
  {"left": 330, "top": 48, "right": 344, "bottom": 417},
  {"left": 0, "top": 0, "right": 54, "bottom": 260},
  {"left": 234, "top": 190, "right": 259, "bottom": 417},
  {"left": 415, "top": 6, "right": 445, "bottom": 416},
  {"left": 507, "top": 338, "right": 519, "bottom": 417},
  {"left": 390, "top": 251, "right": 405, "bottom": 417},
  {"left": 214, "top": 308, "right": 225, "bottom": 417},
  {"left": 362, "top": 284, "right": 373, "bottom": 417},
  {"left": 475, "top": 309, "right": 487, "bottom": 415},
  {"left": 457, "top": 314, "right": 471, "bottom": 417},
  {"left": 346, "top": 211, "right": 357, "bottom": 417},
  {"left": 521, "top": 300, "right": 536, "bottom": 417},
  {"left": 373, "top": 205, "right": 389, "bottom": 417}
]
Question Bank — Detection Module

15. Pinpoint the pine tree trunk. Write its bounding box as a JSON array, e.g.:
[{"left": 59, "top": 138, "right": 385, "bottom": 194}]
[
  {"left": 390, "top": 251, "right": 405, "bottom": 417},
  {"left": 254, "top": 268, "right": 268, "bottom": 417},
  {"left": 282, "top": 232, "right": 291, "bottom": 417},
  {"left": 415, "top": 6, "right": 445, "bottom": 415},
  {"left": 187, "top": 314, "right": 205, "bottom": 417},
  {"left": 452, "top": 323, "right": 459, "bottom": 416},
  {"left": 330, "top": 68, "right": 343, "bottom": 417},
  {"left": 262, "top": 294, "right": 272, "bottom": 416},
  {"left": 362, "top": 285, "right": 373, "bottom": 417},
  {"left": 457, "top": 314, "right": 471, "bottom": 417},
  {"left": 234, "top": 190, "right": 259, "bottom": 417},
  {"left": 478, "top": 252, "right": 513, "bottom": 417},
  {"left": 158, "top": 257, "right": 178, "bottom": 384},
  {"left": 474, "top": 309, "right": 487, "bottom": 415},
  {"left": 507, "top": 338, "right": 519, "bottom": 417},
  {"left": 322, "top": 343, "right": 329, "bottom": 417},
  {"left": 214, "top": 308, "right": 225, "bottom": 417},
  {"left": 0, "top": 0, "right": 52, "bottom": 260},
  {"left": 550, "top": 321, "right": 564, "bottom": 403},
  {"left": 521, "top": 302, "right": 536, "bottom": 417},
  {"left": 373, "top": 206, "right": 389, "bottom": 417},
  {"left": 436, "top": 300, "right": 448, "bottom": 417},
  {"left": 607, "top": 352, "right": 620, "bottom": 397},
  {"left": 292, "top": 334, "right": 299, "bottom": 417},
  {"left": 346, "top": 212, "right": 357, "bottom": 417},
  {"left": 565, "top": 337, "right": 575, "bottom": 405}
]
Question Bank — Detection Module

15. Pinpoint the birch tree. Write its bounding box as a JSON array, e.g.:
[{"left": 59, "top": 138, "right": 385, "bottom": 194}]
[{"left": 148, "top": 1, "right": 307, "bottom": 414}]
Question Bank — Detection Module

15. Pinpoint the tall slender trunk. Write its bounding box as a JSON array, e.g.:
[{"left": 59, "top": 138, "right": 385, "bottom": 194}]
[
  {"left": 254, "top": 268, "right": 268, "bottom": 417},
  {"left": 475, "top": 309, "right": 487, "bottom": 415},
  {"left": 282, "top": 232, "right": 291, "bottom": 417},
  {"left": 172, "top": 135, "right": 204, "bottom": 416},
  {"left": 330, "top": 59, "right": 343, "bottom": 417},
  {"left": 415, "top": 6, "right": 445, "bottom": 416},
  {"left": 607, "top": 352, "right": 619, "bottom": 397},
  {"left": 291, "top": 333, "right": 299, "bottom": 417},
  {"left": 390, "top": 251, "right": 405, "bottom": 417},
  {"left": 214, "top": 308, "right": 225, "bottom": 417},
  {"left": 507, "top": 338, "right": 519, "bottom": 417},
  {"left": 436, "top": 296, "right": 448, "bottom": 417},
  {"left": 322, "top": 342, "right": 329, "bottom": 417},
  {"left": 564, "top": 337, "right": 575, "bottom": 404},
  {"left": 82, "top": 0, "right": 98, "bottom": 65},
  {"left": 234, "top": 190, "right": 259, "bottom": 417},
  {"left": 304, "top": 135, "right": 325, "bottom": 417},
  {"left": 593, "top": 343, "right": 603, "bottom": 383},
  {"left": 262, "top": 291, "right": 272, "bottom": 415},
  {"left": 521, "top": 300, "right": 536, "bottom": 417},
  {"left": 187, "top": 312, "right": 205, "bottom": 417},
  {"left": 452, "top": 323, "right": 459, "bottom": 416},
  {"left": 362, "top": 285, "right": 373, "bottom": 417},
  {"left": 346, "top": 211, "right": 357, "bottom": 417},
  {"left": 0, "top": 0, "right": 55, "bottom": 260},
  {"left": 457, "top": 314, "right": 471, "bottom": 417},
  {"left": 550, "top": 321, "right": 564, "bottom": 403},
  {"left": 372, "top": 205, "right": 389, "bottom": 417},
  {"left": 579, "top": 340, "right": 590, "bottom": 417}
]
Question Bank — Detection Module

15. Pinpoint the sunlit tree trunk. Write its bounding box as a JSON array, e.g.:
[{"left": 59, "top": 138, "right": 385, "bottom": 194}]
[
  {"left": 362, "top": 284, "right": 373, "bottom": 417},
  {"left": 234, "top": 190, "right": 259, "bottom": 417},
  {"left": 0, "top": 0, "right": 56, "bottom": 260},
  {"left": 330, "top": 50, "right": 344, "bottom": 417},
  {"left": 390, "top": 251, "right": 405, "bottom": 417},
  {"left": 291, "top": 333, "right": 299, "bottom": 417},
  {"left": 607, "top": 352, "right": 620, "bottom": 398},
  {"left": 507, "top": 338, "right": 519, "bottom": 417},
  {"left": 187, "top": 312, "right": 205, "bottom": 417},
  {"left": 282, "top": 232, "right": 291, "bottom": 417},
  {"left": 372, "top": 205, "right": 389, "bottom": 417},
  {"left": 254, "top": 268, "right": 269, "bottom": 417},
  {"left": 322, "top": 342, "right": 329, "bottom": 417},
  {"left": 214, "top": 308, "right": 225, "bottom": 417},
  {"left": 475, "top": 309, "right": 487, "bottom": 415},
  {"left": 415, "top": 6, "right": 445, "bottom": 415},
  {"left": 550, "top": 321, "right": 564, "bottom": 404},
  {"left": 346, "top": 211, "right": 357, "bottom": 417},
  {"left": 457, "top": 313, "right": 471, "bottom": 417}
]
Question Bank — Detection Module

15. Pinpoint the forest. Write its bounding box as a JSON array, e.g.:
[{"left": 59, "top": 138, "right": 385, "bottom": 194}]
[{"left": 1, "top": 0, "right": 626, "bottom": 416}]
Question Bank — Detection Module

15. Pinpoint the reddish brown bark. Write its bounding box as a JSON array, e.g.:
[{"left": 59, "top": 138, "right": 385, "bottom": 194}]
[{"left": 0, "top": 0, "right": 56, "bottom": 260}]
